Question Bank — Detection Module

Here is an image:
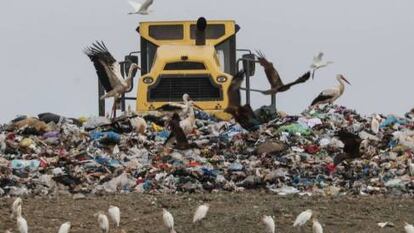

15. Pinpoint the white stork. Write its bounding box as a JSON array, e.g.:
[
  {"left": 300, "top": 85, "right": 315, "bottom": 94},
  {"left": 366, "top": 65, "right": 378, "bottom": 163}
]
[
  {"left": 128, "top": 0, "right": 154, "bottom": 15},
  {"left": 311, "top": 74, "right": 350, "bottom": 106},
  {"left": 310, "top": 52, "right": 333, "bottom": 79},
  {"left": 85, "top": 41, "right": 140, "bottom": 118}
]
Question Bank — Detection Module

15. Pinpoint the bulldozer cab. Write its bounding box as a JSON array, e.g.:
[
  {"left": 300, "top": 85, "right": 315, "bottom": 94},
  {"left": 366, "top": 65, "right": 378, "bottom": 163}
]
[{"left": 138, "top": 20, "right": 238, "bottom": 75}]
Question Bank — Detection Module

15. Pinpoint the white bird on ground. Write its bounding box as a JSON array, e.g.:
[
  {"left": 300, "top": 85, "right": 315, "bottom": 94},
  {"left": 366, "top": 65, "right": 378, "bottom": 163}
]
[
  {"left": 262, "top": 215, "right": 275, "bottom": 233},
  {"left": 96, "top": 212, "right": 110, "bottom": 233},
  {"left": 408, "top": 159, "right": 414, "bottom": 176},
  {"left": 293, "top": 209, "right": 313, "bottom": 227},
  {"left": 180, "top": 102, "right": 196, "bottom": 135},
  {"left": 371, "top": 114, "right": 381, "bottom": 134},
  {"left": 16, "top": 206, "right": 28, "bottom": 233},
  {"left": 108, "top": 205, "right": 121, "bottom": 227},
  {"left": 310, "top": 52, "right": 333, "bottom": 79},
  {"left": 128, "top": 0, "right": 154, "bottom": 15},
  {"left": 312, "top": 218, "right": 323, "bottom": 233},
  {"left": 193, "top": 204, "right": 209, "bottom": 223},
  {"left": 85, "top": 41, "right": 140, "bottom": 118},
  {"left": 405, "top": 222, "right": 414, "bottom": 233},
  {"left": 311, "top": 74, "right": 351, "bottom": 106},
  {"left": 58, "top": 222, "right": 71, "bottom": 233},
  {"left": 11, "top": 197, "right": 22, "bottom": 219},
  {"left": 162, "top": 209, "right": 176, "bottom": 233}
]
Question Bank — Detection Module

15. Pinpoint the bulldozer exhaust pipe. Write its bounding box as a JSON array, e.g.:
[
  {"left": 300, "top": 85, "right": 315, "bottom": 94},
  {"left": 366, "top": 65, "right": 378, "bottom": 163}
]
[{"left": 196, "top": 17, "right": 207, "bottom": 46}]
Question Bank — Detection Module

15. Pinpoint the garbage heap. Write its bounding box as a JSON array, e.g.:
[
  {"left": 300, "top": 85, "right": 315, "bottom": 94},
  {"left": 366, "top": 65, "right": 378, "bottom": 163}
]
[{"left": 0, "top": 105, "right": 413, "bottom": 197}]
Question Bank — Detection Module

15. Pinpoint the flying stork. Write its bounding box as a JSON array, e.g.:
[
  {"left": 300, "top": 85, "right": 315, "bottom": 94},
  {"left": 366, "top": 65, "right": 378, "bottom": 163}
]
[
  {"left": 255, "top": 51, "right": 311, "bottom": 95},
  {"left": 310, "top": 52, "right": 333, "bottom": 79},
  {"left": 128, "top": 0, "right": 154, "bottom": 15},
  {"left": 310, "top": 74, "right": 350, "bottom": 106},
  {"left": 84, "top": 41, "right": 140, "bottom": 118}
]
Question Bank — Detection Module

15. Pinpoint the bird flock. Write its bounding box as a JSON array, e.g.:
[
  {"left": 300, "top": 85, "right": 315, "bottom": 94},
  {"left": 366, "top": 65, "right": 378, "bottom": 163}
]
[{"left": 4, "top": 197, "right": 414, "bottom": 233}]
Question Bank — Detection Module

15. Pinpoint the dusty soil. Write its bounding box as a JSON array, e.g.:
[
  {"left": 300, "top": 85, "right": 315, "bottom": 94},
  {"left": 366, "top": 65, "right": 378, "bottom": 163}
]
[{"left": 0, "top": 192, "right": 413, "bottom": 233}]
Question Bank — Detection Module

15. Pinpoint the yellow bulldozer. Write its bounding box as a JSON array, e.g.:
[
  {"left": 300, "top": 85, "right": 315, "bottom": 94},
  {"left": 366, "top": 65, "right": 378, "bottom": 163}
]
[{"left": 98, "top": 17, "right": 273, "bottom": 120}]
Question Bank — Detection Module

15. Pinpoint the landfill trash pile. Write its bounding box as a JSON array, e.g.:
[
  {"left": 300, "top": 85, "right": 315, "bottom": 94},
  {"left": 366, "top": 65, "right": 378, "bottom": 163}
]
[{"left": 1, "top": 105, "right": 414, "bottom": 197}]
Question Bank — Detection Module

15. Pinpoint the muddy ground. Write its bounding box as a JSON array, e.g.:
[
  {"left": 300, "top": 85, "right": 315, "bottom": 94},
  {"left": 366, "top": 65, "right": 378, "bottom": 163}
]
[{"left": 0, "top": 192, "right": 413, "bottom": 233}]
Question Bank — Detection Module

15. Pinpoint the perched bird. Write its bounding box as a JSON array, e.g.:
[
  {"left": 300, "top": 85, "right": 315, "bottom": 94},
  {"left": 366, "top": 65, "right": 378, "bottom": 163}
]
[
  {"left": 84, "top": 41, "right": 140, "bottom": 118},
  {"left": 128, "top": 0, "right": 154, "bottom": 15},
  {"left": 11, "top": 197, "right": 22, "bottom": 219},
  {"left": 225, "top": 70, "right": 261, "bottom": 131},
  {"left": 16, "top": 206, "right": 28, "bottom": 233},
  {"left": 310, "top": 52, "right": 333, "bottom": 79},
  {"left": 162, "top": 209, "right": 176, "bottom": 233},
  {"left": 180, "top": 102, "right": 196, "bottom": 135},
  {"left": 311, "top": 74, "right": 351, "bottom": 106},
  {"left": 405, "top": 222, "right": 414, "bottom": 233},
  {"left": 58, "top": 222, "right": 71, "bottom": 233},
  {"left": 327, "top": 130, "right": 362, "bottom": 173},
  {"left": 262, "top": 215, "right": 275, "bottom": 233},
  {"left": 108, "top": 205, "right": 121, "bottom": 227},
  {"left": 164, "top": 113, "right": 190, "bottom": 150},
  {"left": 256, "top": 51, "right": 311, "bottom": 95},
  {"left": 312, "top": 218, "right": 323, "bottom": 233},
  {"left": 293, "top": 209, "right": 313, "bottom": 227},
  {"left": 130, "top": 116, "right": 147, "bottom": 135},
  {"left": 371, "top": 114, "right": 381, "bottom": 134},
  {"left": 193, "top": 204, "right": 209, "bottom": 223},
  {"left": 96, "top": 212, "right": 110, "bottom": 233}
]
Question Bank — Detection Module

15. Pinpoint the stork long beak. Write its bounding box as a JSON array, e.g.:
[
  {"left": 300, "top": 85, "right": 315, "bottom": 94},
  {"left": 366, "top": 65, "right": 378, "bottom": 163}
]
[{"left": 341, "top": 76, "right": 351, "bottom": 85}]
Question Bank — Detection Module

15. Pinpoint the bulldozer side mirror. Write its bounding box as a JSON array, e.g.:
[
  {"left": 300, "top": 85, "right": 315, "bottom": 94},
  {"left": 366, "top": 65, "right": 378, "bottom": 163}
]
[
  {"left": 121, "top": 55, "right": 139, "bottom": 78},
  {"left": 242, "top": 54, "right": 256, "bottom": 76}
]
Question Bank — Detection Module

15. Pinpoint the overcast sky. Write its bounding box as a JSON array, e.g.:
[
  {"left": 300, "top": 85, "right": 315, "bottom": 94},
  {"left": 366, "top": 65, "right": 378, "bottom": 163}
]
[{"left": 1, "top": 0, "right": 413, "bottom": 123}]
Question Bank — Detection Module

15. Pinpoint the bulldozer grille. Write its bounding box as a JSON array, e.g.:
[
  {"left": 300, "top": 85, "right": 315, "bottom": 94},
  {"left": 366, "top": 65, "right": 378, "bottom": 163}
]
[{"left": 148, "top": 74, "right": 222, "bottom": 102}]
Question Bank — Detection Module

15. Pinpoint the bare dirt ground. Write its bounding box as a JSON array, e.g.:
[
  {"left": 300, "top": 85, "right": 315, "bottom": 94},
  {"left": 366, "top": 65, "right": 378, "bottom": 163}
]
[{"left": 0, "top": 192, "right": 413, "bottom": 233}]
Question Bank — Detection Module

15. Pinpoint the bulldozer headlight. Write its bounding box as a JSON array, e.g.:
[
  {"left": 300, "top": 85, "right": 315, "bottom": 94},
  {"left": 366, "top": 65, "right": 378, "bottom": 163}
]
[
  {"left": 216, "top": 76, "right": 227, "bottom": 83},
  {"left": 143, "top": 77, "right": 154, "bottom": 84}
]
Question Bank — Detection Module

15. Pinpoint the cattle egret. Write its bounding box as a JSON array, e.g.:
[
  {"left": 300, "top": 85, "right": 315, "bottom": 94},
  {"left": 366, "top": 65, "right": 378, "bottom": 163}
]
[
  {"left": 408, "top": 159, "right": 414, "bottom": 176},
  {"left": 310, "top": 52, "right": 333, "bottom": 79},
  {"left": 293, "top": 209, "right": 313, "bottom": 227},
  {"left": 96, "top": 212, "right": 109, "bottom": 233},
  {"left": 262, "top": 215, "right": 275, "bottom": 233},
  {"left": 311, "top": 74, "right": 350, "bottom": 106},
  {"left": 128, "top": 0, "right": 154, "bottom": 15},
  {"left": 312, "top": 218, "right": 323, "bottom": 233},
  {"left": 256, "top": 51, "right": 311, "bottom": 95},
  {"left": 16, "top": 206, "right": 28, "bottom": 233},
  {"left": 11, "top": 198, "right": 22, "bottom": 219},
  {"left": 180, "top": 103, "right": 196, "bottom": 135},
  {"left": 371, "top": 115, "right": 380, "bottom": 134},
  {"left": 58, "top": 222, "right": 71, "bottom": 233},
  {"left": 162, "top": 209, "right": 176, "bottom": 233},
  {"left": 84, "top": 41, "right": 140, "bottom": 118},
  {"left": 108, "top": 205, "right": 121, "bottom": 227},
  {"left": 193, "top": 204, "right": 209, "bottom": 223},
  {"left": 405, "top": 222, "right": 414, "bottom": 233}
]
